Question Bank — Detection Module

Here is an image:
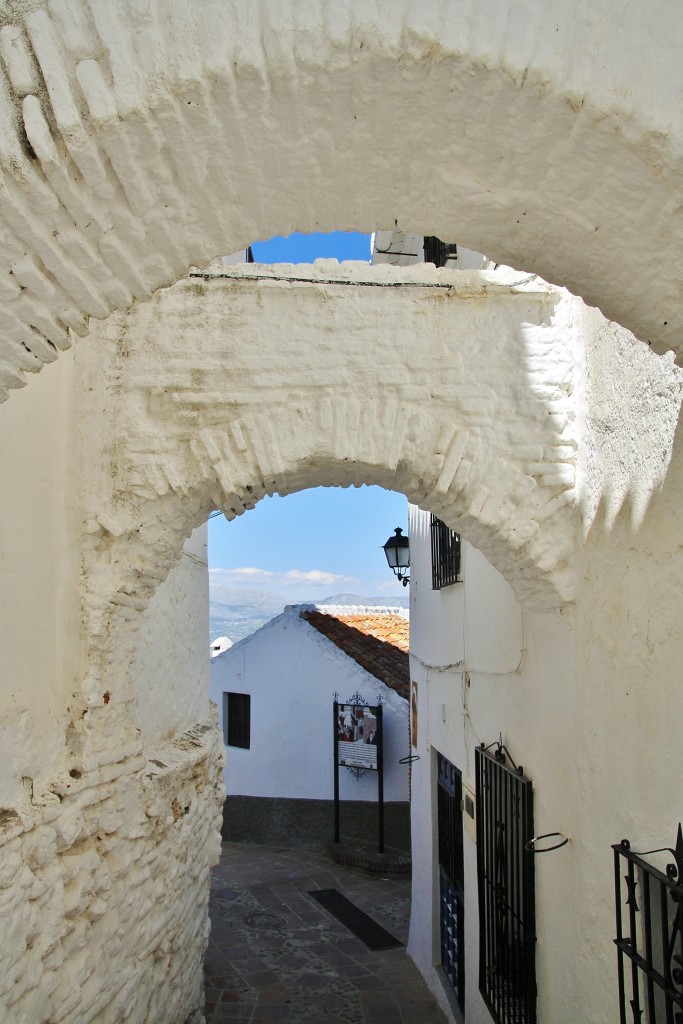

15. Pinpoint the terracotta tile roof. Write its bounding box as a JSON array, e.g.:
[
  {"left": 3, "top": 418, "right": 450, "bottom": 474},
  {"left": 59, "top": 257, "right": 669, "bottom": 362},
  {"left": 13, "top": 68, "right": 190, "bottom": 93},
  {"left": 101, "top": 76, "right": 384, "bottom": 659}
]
[
  {"left": 335, "top": 614, "right": 409, "bottom": 652},
  {"left": 300, "top": 611, "right": 409, "bottom": 699}
]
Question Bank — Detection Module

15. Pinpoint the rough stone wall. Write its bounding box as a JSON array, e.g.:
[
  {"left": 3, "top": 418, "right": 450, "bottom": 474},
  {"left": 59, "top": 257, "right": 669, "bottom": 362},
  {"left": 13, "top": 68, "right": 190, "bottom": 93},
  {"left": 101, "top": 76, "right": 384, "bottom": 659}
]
[
  {"left": 0, "top": 339, "right": 222, "bottom": 1024},
  {"left": 0, "top": 717, "right": 223, "bottom": 1024},
  {"left": 578, "top": 302, "right": 683, "bottom": 533},
  {"left": 0, "top": 0, "right": 682, "bottom": 403}
]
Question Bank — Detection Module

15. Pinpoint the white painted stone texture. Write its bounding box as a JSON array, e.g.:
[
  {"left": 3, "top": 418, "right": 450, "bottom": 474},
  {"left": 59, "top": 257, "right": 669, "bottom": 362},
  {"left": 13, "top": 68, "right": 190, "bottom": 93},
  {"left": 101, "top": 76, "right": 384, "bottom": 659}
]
[
  {"left": 0, "top": 710, "right": 223, "bottom": 1024},
  {"left": 0, "top": 2, "right": 681, "bottom": 1015},
  {"left": 2, "top": 257, "right": 681, "bottom": 1022},
  {"left": 0, "top": 0, "right": 682, "bottom": 398},
  {"left": 76, "top": 264, "right": 589, "bottom": 615},
  {"left": 0, "top": 365, "right": 222, "bottom": 1024}
]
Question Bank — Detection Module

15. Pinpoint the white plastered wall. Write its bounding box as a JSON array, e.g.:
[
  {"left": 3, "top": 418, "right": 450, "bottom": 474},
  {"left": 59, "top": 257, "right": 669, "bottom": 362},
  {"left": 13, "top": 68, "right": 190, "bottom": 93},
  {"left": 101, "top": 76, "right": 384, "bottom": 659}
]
[
  {"left": 408, "top": 513, "right": 577, "bottom": 1024},
  {"left": 132, "top": 524, "right": 210, "bottom": 746},
  {"left": 74, "top": 264, "right": 590, "bottom": 614},
  {"left": 407, "top": 307, "right": 683, "bottom": 1023},
  {"left": 0, "top": 347, "right": 81, "bottom": 808}
]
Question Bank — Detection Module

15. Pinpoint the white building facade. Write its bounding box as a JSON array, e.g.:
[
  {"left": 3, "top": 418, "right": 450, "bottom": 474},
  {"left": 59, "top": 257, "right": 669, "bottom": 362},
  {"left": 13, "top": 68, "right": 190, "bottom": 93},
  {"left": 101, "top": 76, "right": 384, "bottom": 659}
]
[
  {"left": 405, "top": 487, "right": 683, "bottom": 1024},
  {"left": 210, "top": 604, "right": 410, "bottom": 846}
]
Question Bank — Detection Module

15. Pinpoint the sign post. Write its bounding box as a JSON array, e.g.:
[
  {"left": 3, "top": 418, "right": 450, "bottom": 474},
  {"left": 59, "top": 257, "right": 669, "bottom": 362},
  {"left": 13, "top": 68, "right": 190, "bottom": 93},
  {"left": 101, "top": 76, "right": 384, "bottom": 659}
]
[
  {"left": 333, "top": 695, "right": 384, "bottom": 854},
  {"left": 377, "top": 703, "right": 384, "bottom": 854},
  {"left": 333, "top": 699, "right": 340, "bottom": 844}
]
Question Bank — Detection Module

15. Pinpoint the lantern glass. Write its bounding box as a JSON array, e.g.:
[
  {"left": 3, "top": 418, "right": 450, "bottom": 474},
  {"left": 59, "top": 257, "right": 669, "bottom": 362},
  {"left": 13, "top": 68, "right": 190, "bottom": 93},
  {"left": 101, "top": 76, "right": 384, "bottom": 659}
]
[{"left": 383, "top": 528, "right": 410, "bottom": 571}]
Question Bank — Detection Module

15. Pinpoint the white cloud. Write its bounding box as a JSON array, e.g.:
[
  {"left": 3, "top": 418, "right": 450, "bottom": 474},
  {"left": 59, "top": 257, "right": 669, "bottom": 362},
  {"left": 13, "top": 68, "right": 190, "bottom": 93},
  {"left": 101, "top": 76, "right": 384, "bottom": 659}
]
[
  {"left": 209, "top": 565, "right": 360, "bottom": 600},
  {"left": 283, "top": 569, "right": 355, "bottom": 585}
]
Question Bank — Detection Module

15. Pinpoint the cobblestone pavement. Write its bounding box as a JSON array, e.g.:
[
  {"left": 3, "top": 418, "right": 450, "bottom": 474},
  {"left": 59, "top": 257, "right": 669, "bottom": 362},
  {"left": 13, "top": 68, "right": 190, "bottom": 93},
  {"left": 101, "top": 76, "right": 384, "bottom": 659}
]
[{"left": 204, "top": 841, "right": 449, "bottom": 1024}]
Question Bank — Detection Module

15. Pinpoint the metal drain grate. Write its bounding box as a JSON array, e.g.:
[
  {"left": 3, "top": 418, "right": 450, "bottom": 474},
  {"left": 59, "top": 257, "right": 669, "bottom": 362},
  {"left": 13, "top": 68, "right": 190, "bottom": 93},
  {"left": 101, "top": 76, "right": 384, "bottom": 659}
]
[{"left": 241, "top": 910, "right": 287, "bottom": 931}]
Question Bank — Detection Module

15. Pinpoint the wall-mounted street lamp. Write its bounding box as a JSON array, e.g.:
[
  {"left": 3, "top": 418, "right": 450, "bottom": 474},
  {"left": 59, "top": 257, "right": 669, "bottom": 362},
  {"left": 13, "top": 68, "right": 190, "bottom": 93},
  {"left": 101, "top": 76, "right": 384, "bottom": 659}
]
[{"left": 382, "top": 527, "right": 410, "bottom": 587}]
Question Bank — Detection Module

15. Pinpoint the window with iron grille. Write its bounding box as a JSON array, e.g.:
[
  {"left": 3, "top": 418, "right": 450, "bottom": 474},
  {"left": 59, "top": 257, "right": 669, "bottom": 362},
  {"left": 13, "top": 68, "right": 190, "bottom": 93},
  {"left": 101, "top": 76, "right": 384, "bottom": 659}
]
[
  {"left": 476, "top": 744, "right": 537, "bottom": 1024},
  {"left": 224, "top": 692, "right": 251, "bottom": 749},
  {"left": 431, "top": 514, "right": 461, "bottom": 589},
  {"left": 613, "top": 826, "right": 683, "bottom": 1024},
  {"left": 424, "top": 236, "right": 458, "bottom": 268}
]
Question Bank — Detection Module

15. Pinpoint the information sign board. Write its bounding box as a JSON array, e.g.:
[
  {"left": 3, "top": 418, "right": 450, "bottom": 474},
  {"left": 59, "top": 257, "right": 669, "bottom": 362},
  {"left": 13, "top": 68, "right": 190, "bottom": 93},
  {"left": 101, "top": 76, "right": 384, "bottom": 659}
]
[{"left": 336, "top": 703, "right": 379, "bottom": 771}]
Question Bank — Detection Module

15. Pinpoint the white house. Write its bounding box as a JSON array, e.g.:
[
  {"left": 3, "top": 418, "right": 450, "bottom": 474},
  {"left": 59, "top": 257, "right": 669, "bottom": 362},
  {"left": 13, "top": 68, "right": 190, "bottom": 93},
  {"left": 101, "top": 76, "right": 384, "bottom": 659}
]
[
  {"left": 210, "top": 636, "right": 233, "bottom": 658},
  {"left": 209, "top": 603, "right": 411, "bottom": 847}
]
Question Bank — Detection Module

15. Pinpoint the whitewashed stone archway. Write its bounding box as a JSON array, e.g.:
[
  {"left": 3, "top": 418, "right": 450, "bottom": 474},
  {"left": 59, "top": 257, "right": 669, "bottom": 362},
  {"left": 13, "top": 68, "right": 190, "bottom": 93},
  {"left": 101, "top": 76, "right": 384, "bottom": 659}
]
[
  {"left": 1, "top": 263, "right": 680, "bottom": 1024},
  {"left": 71, "top": 262, "right": 583, "bottom": 764},
  {"left": 0, "top": 0, "right": 683, "bottom": 405},
  {"left": 2, "top": 4, "right": 683, "bottom": 1021}
]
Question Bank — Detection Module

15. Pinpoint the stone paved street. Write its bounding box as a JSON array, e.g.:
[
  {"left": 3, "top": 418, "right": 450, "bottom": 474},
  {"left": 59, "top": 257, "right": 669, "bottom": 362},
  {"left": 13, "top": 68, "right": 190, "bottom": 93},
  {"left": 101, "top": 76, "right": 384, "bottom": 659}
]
[{"left": 204, "top": 841, "right": 449, "bottom": 1024}]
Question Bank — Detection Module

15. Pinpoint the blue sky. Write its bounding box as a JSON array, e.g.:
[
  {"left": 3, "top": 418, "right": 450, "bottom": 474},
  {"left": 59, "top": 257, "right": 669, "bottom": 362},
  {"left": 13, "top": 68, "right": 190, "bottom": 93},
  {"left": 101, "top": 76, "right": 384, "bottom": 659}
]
[
  {"left": 209, "top": 231, "right": 409, "bottom": 603},
  {"left": 250, "top": 231, "right": 373, "bottom": 264},
  {"left": 209, "top": 485, "right": 408, "bottom": 602}
]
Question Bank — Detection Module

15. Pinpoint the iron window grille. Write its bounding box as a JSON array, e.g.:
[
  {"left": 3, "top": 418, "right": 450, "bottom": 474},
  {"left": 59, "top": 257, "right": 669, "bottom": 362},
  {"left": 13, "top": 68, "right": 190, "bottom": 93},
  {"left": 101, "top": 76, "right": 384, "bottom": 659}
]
[
  {"left": 438, "top": 753, "right": 466, "bottom": 1011},
  {"left": 224, "top": 692, "right": 251, "bottom": 749},
  {"left": 424, "top": 236, "right": 459, "bottom": 268},
  {"left": 476, "top": 743, "right": 537, "bottom": 1024},
  {"left": 613, "top": 826, "right": 683, "bottom": 1024},
  {"left": 431, "top": 514, "right": 461, "bottom": 590}
]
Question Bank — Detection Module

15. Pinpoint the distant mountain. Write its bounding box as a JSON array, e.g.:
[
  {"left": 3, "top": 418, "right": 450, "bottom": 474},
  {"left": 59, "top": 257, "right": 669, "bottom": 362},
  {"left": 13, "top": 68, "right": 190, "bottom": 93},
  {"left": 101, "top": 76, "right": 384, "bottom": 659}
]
[
  {"left": 209, "top": 588, "right": 409, "bottom": 644},
  {"left": 209, "top": 586, "right": 287, "bottom": 644},
  {"left": 318, "top": 592, "right": 409, "bottom": 609}
]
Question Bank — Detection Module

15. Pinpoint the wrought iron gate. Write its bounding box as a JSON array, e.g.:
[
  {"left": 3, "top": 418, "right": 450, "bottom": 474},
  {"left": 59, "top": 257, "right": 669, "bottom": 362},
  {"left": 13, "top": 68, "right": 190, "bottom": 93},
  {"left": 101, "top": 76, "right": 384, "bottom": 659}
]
[
  {"left": 476, "top": 744, "right": 536, "bottom": 1024},
  {"left": 613, "top": 827, "right": 683, "bottom": 1024},
  {"left": 438, "top": 753, "right": 465, "bottom": 1011}
]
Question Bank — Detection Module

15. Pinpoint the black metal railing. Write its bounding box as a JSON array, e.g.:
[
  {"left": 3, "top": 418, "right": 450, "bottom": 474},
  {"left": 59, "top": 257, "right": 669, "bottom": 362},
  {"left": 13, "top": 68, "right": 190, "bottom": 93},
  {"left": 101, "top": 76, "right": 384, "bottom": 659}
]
[
  {"left": 431, "top": 514, "right": 461, "bottom": 590},
  {"left": 438, "top": 753, "right": 465, "bottom": 1010},
  {"left": 613, "top": 826, "right": 683, "bottom": 1024},
  {"left": 476, "top": 744, "right": 536, "bottom": 1024}
]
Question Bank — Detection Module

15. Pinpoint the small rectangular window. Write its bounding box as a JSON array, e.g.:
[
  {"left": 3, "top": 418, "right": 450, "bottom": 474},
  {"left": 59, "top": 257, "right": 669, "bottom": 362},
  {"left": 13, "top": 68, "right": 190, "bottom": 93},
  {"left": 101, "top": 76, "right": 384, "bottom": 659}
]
[
  {"left": 430, "top": 514, "right": 461, "bottom": 589},
  {"left": 423, "top": 236, "right": 458, "bottom": 268},
  {"left": 223, "top": 692, "right": 251, "bottom": 749}
]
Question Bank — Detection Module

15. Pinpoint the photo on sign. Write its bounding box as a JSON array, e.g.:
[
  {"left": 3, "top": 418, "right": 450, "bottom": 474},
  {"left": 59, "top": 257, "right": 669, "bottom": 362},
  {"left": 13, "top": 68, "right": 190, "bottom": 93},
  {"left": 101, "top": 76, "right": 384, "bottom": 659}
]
[{"left": 336, "top": 704, "right": 379, "bottom": 771}]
